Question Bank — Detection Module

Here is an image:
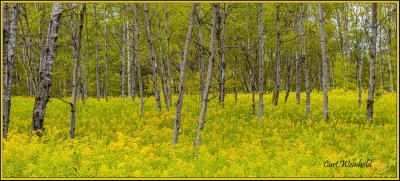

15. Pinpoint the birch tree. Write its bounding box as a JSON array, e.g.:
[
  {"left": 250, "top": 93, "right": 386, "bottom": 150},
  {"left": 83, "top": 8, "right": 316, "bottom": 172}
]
[
  {"left": 31, "top": 3, "right": 62, "bottom": 136},
  {"left": 68, "top": 3, "right": 86, "bottom": 139},
  {"left": 94, "top": 4, "right": 100, "bottom": 101},
  {"left": 172, "top": 4, "right": 197, "bottom": 145},
  {"left": 273, "top": 4, "right": 281, "bottom": 106},
  {"left": 318, "top": 3, "right": 329, "bottom": 122},
  {"left": 257, "top": 3, "right": 264, "bottom": 122},
  {"left": 144, "top": 4, "right": 162, "bottom": 111},
  {"left": 385, "top": 27, "right": 394, "bottom": 92},
  {"left": 197, "top": 4, "right": 206, "bottom": 103},
  {"left": 164, "top": 4, "right": 172, "bottom": 108},
  {"left": 195, "top": 3, "right": 219, "bottom": 150},
  {"left": 301, "top": 4, "right": 310, "bottom": 120},
  {"left": 104, "top": 7, "right": 109, "bottom": 102},
  {"left": 121, "top": 7, "right": 126, "bottom": 100},
  {"left": 133, "top": 4, "right": 144, "bottom": 116},
  {"left": 3, "top": 3, "right": 19, "bottom": 139},
  {"left": 217, "top": 4, "right": 226, "bottom": 109},
  {"left": 367, "top": 3, "right": 377, "bottom": 122},
  {"left": 155, "top": 5, "right": 169, "bottom": 110}
]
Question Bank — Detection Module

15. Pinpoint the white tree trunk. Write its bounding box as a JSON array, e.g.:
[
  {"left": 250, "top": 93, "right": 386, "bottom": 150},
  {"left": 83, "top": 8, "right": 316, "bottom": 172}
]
[
  {"left": 273, "top": 4, "right": 281, "bottom": 106},
  {"left": 172, "top": 4, "right": 197, "bottom": 145},
  {"left": 367, "top": 3, "right": 377, "bottom": 121},
  {"left": 104, "top": 7, "right": 109, "bottom": 102},
  {"left": 164, "top": 4, "right": 172, "bottom": 108},
  {"left": 94, "top": 4, "right": 100, "bottom": 101},
  {"left": 318, "top": 3, "right": 329, "bottom": 122},
  {"left": 3, "top": 3, "right": 19, "bottom": 139},
  {"left": 69, "top": 3, "right": 86, "bottom": 139},
  {"left": 257, "top": 3, "right": 264, "bottom": 122},
  {"left": 195, "top": 3, "right": 219, "bottom": 150},
  {"left": 32, "top": 3, "right": 62, "bottom": 137},
  {"left": 133, "top": 4, "right": 144, "bottom": 116},
  {"left": 144, "top": 4, "right": 162, "bottom": 111}
]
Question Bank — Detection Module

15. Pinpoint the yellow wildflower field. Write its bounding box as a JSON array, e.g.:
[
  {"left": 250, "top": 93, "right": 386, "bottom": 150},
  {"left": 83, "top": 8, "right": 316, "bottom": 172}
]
[{"left": 1, "top": 90, "right": 397, "bottom": 178}]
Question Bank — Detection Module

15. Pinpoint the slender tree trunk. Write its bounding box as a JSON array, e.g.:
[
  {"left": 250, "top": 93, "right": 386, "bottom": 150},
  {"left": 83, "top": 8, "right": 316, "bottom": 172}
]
[
  {"left": 248, "top": 40, "right": 255, "bottom": 115},
  {"left": 295, "top": 8, "right": 303, "bottom": 101},
  {"left": 386, "top": 27, "right": 394, "bottom": 92},
  {"left": 197, "top": 4, "right": 206, "bottom": 103},
  {"left": 318, "top": 3, "right": 329, "bottom": 122},
  {"left": 217, "top": 4, "right": 226, "bottom": 109},
  {"left": 121, "top": 7, "right": 126, "bottom": 100},
  {"left": 195, "top": 3, "right": 219, "bottom": 150},
  {"left": 155, "top": 5, "right": 169, "bottom": 110},
  {"left": 130, "top": 21, "right": 136, "bottom": 101},
  {"left": 104, "top": 7, "right": 108, "bottom": 102},
  {"left": 94, "top": 4, "right": 100, "bottom": 101},
  {"left": 3, "top": 3, "right": 19, "bottom": 139},
  {"left": 18, "top": 26, "right": 31, "bottom": 96},
  {"left": 379, "top": 33, "right": 384, "bottom": 93},
  {"left": 164, "top": 4, "right": 172, "bottom": 107},
  {"left": 295, "top": 39, "right": 301, "bottom": 105},
  {"left": 357, "top": 51, "right": 364, "bottom": 107},
  {"left": 238, "top": 62, "right": 248, "bottom": 93},
  {"left": 258, "top": 3, "right": 264, "bottom": 122},
  {"left": 22, "top": 5, "right": 38, "bottom": 97},
  {"left": 127, "top": 20, "right": 131, "bottom": 98},
  {"left": 284, "top": 54, "right": 292, "bottom": 103},
  {"left": 329, "top": 58, "right": 335, "bottom": 88},
  {"left": 3, "top": 4, "right": 9, "bottom": 84},
  {"left": 273, "top": 4, "right": 281, "bottom": 106},
  {"left": 133, "top": 4, "right": 144, "bottom": 116},
  {"left": 367, "top": 3, "right": 377, "bottom": 122},
  {"left": 172, "top": 4, "right": 196, "bottom": 145},
  {"left": 37, "top": 4, "right": 45, "bottom": 96},
  {"left": 144, "top": 4, "right": 162, "bottom": 111},
  {"left": 31, "top": 3, "right": 62, "bottom": 137},
  {"left": 247, "top": 4, "right": 256, "bottom": 114},
  {"left": 233, "top": 66, "right": 237, "bottom": 104},
  {"left": 301, "top": 4, "right": 310, "bottom": 120},
  {"left": 69, "top": 3, "right": 86, "bottom": 139}
]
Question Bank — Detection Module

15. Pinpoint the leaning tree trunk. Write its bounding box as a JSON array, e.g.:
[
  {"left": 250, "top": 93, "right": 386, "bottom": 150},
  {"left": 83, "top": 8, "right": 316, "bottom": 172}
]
[
  {"left": 133, "top": 4, "right": 144, "bottom": 116},
  {"left": 3, "top": 3, "right": 19, "bottom": 139},
  {"left": 195, "top": 3, "right": 219, "bottom": 150},
  {"left": 318, "top": 3, "right": 329, "bottom": 122},
  {"left": 197, "top": 4, "right": 206, "bottom": 103},
  {"left": 367, "top": 3, "right": 377, "bottom": 122},
  {"left": 164, "top": 4, "right": 172, "bottom": 108},
  {"left": 257, "top": 3, "right": 264, "bottom": 122},
  {"left": 172, "top": 4, "right": 196, "bottom": 145},
  {"left": 155, "top": 5, "right": 169, "bottom": 110},
  {"left": 144, "top": 4, "right": 162, "bottom": 111},
  {"left": 273, "top": 4, "right": 281, "bottom": 106},
  {"left": 31, "top": 3, "right": 62, "bottom": 137},
  {"left": 284, "top": 51, "right": 293, "bottom": 103},
  {"left": 69, "top": 3, "right": 86, "bottom": 139},
  {"left": 301, "top": 4, "right": 310, "bottom": 120}
]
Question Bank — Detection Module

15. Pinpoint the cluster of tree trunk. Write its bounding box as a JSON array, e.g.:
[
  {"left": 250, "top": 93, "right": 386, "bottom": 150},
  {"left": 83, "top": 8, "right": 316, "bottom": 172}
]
[{"left": 1, "top": 3, "right": 387, "bottom": 150}]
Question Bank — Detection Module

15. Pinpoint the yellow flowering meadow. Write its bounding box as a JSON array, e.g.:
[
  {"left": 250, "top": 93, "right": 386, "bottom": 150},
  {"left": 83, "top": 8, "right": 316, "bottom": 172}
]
[{"left": 1, "top": 90, "right": 397, "bottom": 178}]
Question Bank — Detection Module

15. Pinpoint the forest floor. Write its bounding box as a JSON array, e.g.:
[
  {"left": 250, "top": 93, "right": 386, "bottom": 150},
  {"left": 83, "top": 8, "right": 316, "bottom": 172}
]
[{"left": 1, "top": 89, "right": 397, "bottom": 177}]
